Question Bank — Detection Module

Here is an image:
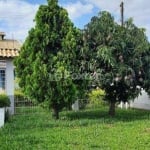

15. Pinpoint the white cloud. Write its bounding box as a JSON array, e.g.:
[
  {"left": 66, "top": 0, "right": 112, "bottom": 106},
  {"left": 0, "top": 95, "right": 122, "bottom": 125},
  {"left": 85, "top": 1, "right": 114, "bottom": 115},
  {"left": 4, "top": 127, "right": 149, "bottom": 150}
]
[
  {"left": 0, "top": 0, "right": 150, "bottom": 41},
  {"left": 84, "top": 0, "right": 150, "bottom": 39},
  {"left": 0, "top": 0, "right": 94, "bottom": 41},
  {"left": 84, "top": 0, "right": 120, "bottom": 12},
  {"left": 63, "top": 1, "right": 94, "bottom": 21},
  {"left": 0, "top": 0, "right": 39, "bottom": 41},
  {"left": 63, "top": 0, "right": 150, "bottom": 39}
]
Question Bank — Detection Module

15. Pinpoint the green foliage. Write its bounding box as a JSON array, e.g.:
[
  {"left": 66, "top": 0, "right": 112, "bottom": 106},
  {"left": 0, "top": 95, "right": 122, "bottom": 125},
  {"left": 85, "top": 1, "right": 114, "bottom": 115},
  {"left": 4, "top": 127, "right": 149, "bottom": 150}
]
[
  {"left": 0, "top": 107, "right": 150, "bottom": 149},
  {"left": 39, "top": 100, "right": 49, "bottom": 110},
  {"left": 14, "top": 2, "right": 150, "bottom": 118},
  {"left": 83, "top": 11, "right": 150, "bottom": 116},
  {"left": 14, "top": 90, "right": 26, "bottom": 101},
  {"left": 88, "top": 88, "right": 106, "bottom": 107},
  {"left": 14, "top": 90, "right": 36, "bottom": 108},
  {"left": 14, "top": 78, "right": 20, "bottom": 90},
  {"left": 14, "top": 0, "right": 85, "bottom": 119},
  {"left": 0, "top": 94, "right": 10, "bottom": 108},
  {"left": 142, "top": 44, "right": 150, "bottom": 96}
]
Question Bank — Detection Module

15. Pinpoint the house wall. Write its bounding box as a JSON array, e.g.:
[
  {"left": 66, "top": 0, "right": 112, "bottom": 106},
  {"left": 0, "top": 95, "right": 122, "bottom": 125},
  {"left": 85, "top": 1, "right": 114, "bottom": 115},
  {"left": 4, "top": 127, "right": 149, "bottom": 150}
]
[
  {"left": 130, "top": 90, "right": 150, "bottom": 110},
  {"left": 6, "top": 59, "right": 14, "bottom": 114}
]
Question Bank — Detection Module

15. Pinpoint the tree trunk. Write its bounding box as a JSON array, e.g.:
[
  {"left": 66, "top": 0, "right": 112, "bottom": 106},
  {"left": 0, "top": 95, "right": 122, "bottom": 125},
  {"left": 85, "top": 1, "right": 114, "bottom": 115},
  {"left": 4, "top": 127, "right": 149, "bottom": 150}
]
[
  {"left": 52, "top": 108, "right": 59, "bottom": 119},
  {"left": 108, "top": 101, "right": 116, "bottom": 117},
  {"left": 68, "top": 103, "right": 72, "bottom": 110}
]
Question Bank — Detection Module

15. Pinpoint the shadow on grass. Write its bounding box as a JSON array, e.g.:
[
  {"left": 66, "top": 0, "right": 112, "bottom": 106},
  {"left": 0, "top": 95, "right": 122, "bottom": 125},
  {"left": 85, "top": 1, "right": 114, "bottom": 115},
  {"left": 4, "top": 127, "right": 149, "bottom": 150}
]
[
  {"left": 64, "top": 107, "right": 150, "bottom": 122},
  {"left": 4, "top": 107, "right": 150, "bottom": 131}
]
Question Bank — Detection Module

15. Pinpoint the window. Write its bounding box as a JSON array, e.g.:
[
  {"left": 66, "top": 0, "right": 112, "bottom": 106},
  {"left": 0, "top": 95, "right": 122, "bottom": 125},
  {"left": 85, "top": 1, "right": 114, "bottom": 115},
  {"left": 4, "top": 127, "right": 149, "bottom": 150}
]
[
  {"left": 0, "top": 60, "right": 6, "bottom": 92},
  {"left": 0, "top": 69, "right": 5, "bottom": 91}
]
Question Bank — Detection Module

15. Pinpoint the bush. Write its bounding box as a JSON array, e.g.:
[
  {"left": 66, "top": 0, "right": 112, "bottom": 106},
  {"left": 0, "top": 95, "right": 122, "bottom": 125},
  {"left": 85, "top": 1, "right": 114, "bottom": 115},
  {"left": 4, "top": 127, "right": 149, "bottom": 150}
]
[
  {"left": 0, "top": 94, "right": 10, "bottom": 108},
  {"left": 88, "top": 88, "right": 107, "bottom": 108}
]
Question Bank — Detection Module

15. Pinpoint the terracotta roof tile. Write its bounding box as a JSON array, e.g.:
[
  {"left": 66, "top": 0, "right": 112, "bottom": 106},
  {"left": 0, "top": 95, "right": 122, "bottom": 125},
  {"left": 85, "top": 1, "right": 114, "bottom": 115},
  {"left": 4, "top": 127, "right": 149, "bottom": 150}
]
[{"left": 0, "top": 39, "right": 20, "bottom": 57}]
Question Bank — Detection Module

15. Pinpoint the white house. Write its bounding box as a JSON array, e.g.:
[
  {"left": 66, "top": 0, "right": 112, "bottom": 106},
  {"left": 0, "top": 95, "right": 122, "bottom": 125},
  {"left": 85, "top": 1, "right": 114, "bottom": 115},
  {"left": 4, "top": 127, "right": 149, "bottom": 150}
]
[
  {"left": 0, "top": 32, "right": 20, "bottom": 114},
  {"left": 119, "top": 90, "right": 150, "bottom": 110},
  {"left": 130, "top": 90, "right": 150, "bottom": 110}
]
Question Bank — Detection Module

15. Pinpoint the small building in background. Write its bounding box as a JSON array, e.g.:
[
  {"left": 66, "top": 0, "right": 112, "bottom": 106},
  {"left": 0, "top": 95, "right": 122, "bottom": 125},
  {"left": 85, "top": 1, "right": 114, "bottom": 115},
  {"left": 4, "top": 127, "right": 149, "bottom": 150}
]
[
  {"left": 130, "top": 90, "right": 150, "bottom": 110},
  {"left": 0, "top": 32, "right": 20, "bottom": 114},
  {"left": 119, "top": 90, "right": 150, "bottom": 110}
]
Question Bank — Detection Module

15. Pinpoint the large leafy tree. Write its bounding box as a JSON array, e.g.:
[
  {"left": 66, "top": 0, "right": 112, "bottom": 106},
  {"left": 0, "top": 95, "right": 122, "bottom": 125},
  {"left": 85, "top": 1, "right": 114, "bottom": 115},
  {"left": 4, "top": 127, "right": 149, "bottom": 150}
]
[
  {"left": 143, "top": 44, "right": 150, "bottom": 96},
  {"left": 83, "top": 11, "right": 150, "bottom": 116},
  {"left": 15, "top": 0, "right": 83, "bottom": 119}
]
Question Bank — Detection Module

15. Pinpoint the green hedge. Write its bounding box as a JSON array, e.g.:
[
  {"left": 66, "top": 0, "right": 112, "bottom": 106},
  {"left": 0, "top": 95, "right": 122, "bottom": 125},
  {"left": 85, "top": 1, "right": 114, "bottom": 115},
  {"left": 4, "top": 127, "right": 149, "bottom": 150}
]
[{"left": 0, "top": 94, "right": 10, "bottom": 108}]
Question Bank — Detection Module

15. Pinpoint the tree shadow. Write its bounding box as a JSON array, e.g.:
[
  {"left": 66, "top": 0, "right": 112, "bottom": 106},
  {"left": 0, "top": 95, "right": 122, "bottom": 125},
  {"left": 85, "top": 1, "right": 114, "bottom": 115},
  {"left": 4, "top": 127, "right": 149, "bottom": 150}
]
[
  {"left": 65, "top": 107, "right": 150, "bottom": 123},
  {"left": 6, "top": 107, "right": 150, "bottom": 131}
]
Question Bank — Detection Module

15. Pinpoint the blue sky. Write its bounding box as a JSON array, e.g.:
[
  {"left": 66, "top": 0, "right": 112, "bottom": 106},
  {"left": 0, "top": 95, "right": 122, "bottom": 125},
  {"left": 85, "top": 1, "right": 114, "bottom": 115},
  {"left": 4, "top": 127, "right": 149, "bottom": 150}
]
[{"left": 0, "top": 0, "right": 150, "bottom": 42}]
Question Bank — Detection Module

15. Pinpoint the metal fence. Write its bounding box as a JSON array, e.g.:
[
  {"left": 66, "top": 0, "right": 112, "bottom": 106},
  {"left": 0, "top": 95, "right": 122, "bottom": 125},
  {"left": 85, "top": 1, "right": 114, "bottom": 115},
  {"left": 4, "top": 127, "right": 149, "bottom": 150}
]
[
  {"left": 14, "top": 97, "right": 42, "bottom": 115},
  {"left": 14, "top": 97, "right": 89, "bottom": 115}
]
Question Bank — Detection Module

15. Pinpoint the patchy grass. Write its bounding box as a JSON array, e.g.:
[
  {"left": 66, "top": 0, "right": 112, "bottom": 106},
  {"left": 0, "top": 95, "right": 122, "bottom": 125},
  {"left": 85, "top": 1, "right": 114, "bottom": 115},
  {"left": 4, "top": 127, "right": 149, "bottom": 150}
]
[{"left": 0, "top": 107, "right": 150, "bottom": 150}]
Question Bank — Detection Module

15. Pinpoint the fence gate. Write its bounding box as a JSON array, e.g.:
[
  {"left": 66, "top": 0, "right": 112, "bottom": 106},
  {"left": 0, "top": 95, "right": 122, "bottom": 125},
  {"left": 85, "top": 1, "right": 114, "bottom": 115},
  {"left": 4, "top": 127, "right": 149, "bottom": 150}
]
[{"left": 14, "top": 97, "right": 41, "bottom": 115}]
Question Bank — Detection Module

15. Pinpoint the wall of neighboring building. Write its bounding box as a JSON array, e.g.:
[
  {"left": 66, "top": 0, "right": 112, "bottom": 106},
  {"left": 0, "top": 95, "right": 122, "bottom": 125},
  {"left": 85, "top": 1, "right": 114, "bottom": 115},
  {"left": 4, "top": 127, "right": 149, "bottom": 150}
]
[
  {"left": 6, "top": 59, "right": 14, "bottom": 114},
  {"left": 130, "top": 90, "right": 150, "bottom": 110},
  {"left": 0, "top": 32, "right": 20, "bottom": 115}
]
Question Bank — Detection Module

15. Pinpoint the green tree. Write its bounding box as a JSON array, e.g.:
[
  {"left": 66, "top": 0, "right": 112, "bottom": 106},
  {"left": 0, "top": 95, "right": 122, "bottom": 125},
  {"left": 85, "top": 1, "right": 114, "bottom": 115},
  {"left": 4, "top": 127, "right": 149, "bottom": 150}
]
[
  {"left": 83, "top": 11, "right": 150, "bottom": 116},
  {"left": 143, "top": 44, "right": 150, "bottom": 96},
  {"left": 15, "top": 0, "right": 81, "bottom": 119}
]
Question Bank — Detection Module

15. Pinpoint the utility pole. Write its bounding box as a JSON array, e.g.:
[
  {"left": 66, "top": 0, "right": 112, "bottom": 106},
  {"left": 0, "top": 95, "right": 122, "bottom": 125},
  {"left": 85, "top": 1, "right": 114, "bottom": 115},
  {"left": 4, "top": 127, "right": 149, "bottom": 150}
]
[{"left": 120, "top": 1, "right": 124, "bottom": 26}]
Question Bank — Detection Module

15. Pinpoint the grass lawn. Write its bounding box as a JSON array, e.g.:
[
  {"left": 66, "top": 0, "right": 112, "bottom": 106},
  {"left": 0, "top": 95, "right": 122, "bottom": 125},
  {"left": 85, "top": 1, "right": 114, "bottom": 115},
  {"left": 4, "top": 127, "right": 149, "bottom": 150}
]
[{"left": 0, "top": 107, "right": 150, "bottom": 150}]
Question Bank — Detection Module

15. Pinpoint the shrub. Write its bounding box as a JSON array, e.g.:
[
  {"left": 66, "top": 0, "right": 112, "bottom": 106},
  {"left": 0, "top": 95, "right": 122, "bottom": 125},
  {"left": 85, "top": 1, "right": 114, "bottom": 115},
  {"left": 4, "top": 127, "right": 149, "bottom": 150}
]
[
  {"left": 88, "top": 88, "right": 107, "bottom": 108},
  {"left": 0, "top": 94, "right": 10, "bottom": 108}
]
